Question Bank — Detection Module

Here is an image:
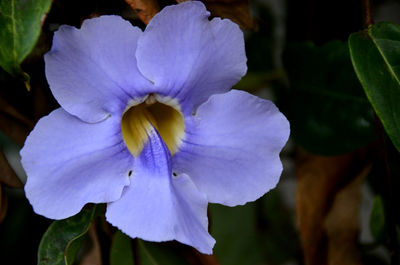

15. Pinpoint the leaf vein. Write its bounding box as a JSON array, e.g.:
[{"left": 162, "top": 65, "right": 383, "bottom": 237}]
[{"left": 369, "top": 29, "right": 400, "bottom": 137}]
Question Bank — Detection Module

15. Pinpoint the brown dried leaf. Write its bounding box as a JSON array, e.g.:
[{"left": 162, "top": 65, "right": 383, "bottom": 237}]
[
  {"left": 204, "top": 0, "right": 254, "bottom": 29},
  {"left": 0, "top": 150, "right": 23, "bottom": 188},
  {"left": 128, "top": 0, "right": 254, "bottom": 29},
  {"left": 79, "top": 225, "right": 102, "bottom": 265},
  {"left": 325, "top": 168, "right": 367, "bottom": 265},
  {"left": 178, "top": 0, "right": 255, "bottom": 29},
  {"left": 125, "top": 0, "right": 160, "bottom": 24},
  {"left": 296, "top": 149, "right": 370, "bottom": 265}
]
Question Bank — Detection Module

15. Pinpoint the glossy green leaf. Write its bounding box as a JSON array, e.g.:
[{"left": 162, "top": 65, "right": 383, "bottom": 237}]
[
  {"left": 370, "top": 196, "right": 386, "bottom": 242},
  {"left": 349, "top": 22, "right": 400, "bottom": 152},
  {"left": 37, "top": 206, "right": 97, "bottom": 265},
  {"left": 282, "top": 41, "right": 376, "bottom": 155},
  {"left": 0, "top": 0, "right": 52, "bottom": 78},
  {"left": 110, "top": 231, "right": 134, "bottom": 265},
  {"left": 139, "top": 240, "right": 190, "bottom": 265}
]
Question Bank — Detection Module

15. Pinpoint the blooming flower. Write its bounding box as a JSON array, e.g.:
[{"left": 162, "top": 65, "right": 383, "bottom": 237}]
[{"left": 21, "top": 1, "right": 290, "bottom": 254}]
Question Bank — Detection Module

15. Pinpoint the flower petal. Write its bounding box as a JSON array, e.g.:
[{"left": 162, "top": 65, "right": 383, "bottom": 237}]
[
  {"left": 21, "top": 109, "right": 132, "bottom": 219},
  {"left": 173, "top": 90, "right": 290, "bottom": 206},
  {"left": 45, "top": 16, "right": 151, "bottom": 123},
  {"left": 106, "top": 130, "right": 215, "bottom": 254},
  {"left": 136, "top": 2, "right": 247, "bottom": 115}
]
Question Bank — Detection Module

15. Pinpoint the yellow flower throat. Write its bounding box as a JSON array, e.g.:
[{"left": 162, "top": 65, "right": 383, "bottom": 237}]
[{"left": 121, "top": 95, "right": 185, "bottom": 157}]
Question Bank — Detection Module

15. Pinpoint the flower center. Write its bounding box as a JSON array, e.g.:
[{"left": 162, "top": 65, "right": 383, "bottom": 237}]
[{"left": 121, "top": 95, "right": 185, "bottom": 157}]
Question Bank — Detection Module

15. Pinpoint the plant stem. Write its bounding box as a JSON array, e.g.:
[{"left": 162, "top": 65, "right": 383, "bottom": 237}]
[
  {"left": 131, "top": 238, "right": 141, "bottom": 265},
  {"left": 362, "top": 0, "right": 374, "bottom": 27}
]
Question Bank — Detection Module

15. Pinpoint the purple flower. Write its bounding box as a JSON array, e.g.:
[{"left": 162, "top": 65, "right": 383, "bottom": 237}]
[{"left": 21, "top": 2, "right": 289, "bottom": 254}]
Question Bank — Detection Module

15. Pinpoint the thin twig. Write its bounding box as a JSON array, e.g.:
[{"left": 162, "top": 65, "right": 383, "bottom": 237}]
[
  {"left": 131, "top": 238, "right": 141, "bottom": 265},
  {"left": 362, "top": 0, "right": 374, "bottom": 27}
]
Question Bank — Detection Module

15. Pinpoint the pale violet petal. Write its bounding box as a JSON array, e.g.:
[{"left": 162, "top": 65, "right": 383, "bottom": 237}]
[
  {"left": 45, "top": 15, "right": 151, "bottom": 123},
  {"left": 21, "top": 109, "right": 132, "bottom": 219},
  {"left": 136, "top": 2, "right": 247, "bottom": 115},
  {"left": 106, "top": 130, "right": 215, "bottom": 254},
  {"left": 173, "top": 90, "right": 290, "bottom": 206}
]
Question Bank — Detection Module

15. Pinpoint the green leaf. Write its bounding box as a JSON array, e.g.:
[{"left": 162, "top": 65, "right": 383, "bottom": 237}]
[
  {"left": 370, "top": 196, "right": 386, "bottom": 242},
  {"left": 210, "top": 203, "right": 264, "bottom": 265},
  {"left": 37, "top": 206, "right": 97, "bottom": 265},
  {"left": 282, "top": 41, "right": 376, "bottom": 155},
  {"left": 110, "top": 231, "right": 134, "bottom": 265},
  {"left": 349, "top": 22, "right": 400, "bottom": 152},
  {"left": 138, "top": 240, "right": 190, "bottom": 265},
  {"left": 0, "top": 0, "right": 52, "bottom": 79},
  {"left": 210, "top": 191, "right": 299, "bottom": 265}
]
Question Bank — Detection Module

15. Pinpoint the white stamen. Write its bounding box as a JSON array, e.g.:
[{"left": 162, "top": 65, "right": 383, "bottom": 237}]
[{"left": 145, "top": 94, "right": 157, "bottom": 105}]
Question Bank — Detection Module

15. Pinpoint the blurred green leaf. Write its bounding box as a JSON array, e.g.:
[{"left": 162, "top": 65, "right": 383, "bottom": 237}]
[
  {"left": 210, "top": 203, "right": 264, "bottom": 265},
  {"left": 283, "top": 40, "right": 376, "bottom": 155},
  {"left": 349, "top": 22, "right": 400, "bottom": 152},
  {"left": 370, "top": 196, "right": 386, "bottom": 243},
  {"left": 257, "top": 191, "right": 300, "bottom": 265},
  {"left": 210, "top": 191, "right": 299, "bottom": 265},
  {"left": 139, "top": 240, "right": 190, "bottom": 265},
  {"left": 0, "top": 0, "right": 52, "bottom": 83},
  {"left": 110, "top": 231, "right": 134, "bottom": 265},
  {"left": 37, "top": 206, "right": 97, "bottom": 265},
  {"left": 233, "top": 70, "right": 286, "bottom": 93}
]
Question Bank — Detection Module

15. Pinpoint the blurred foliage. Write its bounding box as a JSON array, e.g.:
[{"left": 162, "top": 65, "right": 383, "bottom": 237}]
[
  {"left": 282, "top": 40, "right": 377, "bottom": 155},
  {"left": 0, "top": 189, "right": 50, "bottom": 264},
  {"left": 138, "top": 241, "right": 191, "bottom": 265},
  {"left": 110, "top": 231, "right": 134, "bottom": 265},
  {"left": 370, "top": 196, "right": 386, "bottom": 243},
  {"left": 210, "top": 190, "right": 300, "bottom": 265}
]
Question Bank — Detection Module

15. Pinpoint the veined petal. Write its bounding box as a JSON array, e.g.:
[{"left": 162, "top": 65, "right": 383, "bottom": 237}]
[
  {"left": 45, "top": 16, "right": 151, "bottom": 123},
  {"left": 21, "top": 109, "right": 132, "bottom": 219},
  {"left": 136, "top": 1, "right": 247, "bottom": 115},
  {"left": 173, "top": 90, "right": 290, "bottom": 206},
  {"left": 106, "top": 130, "right": 215, "bottom": 254}
]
